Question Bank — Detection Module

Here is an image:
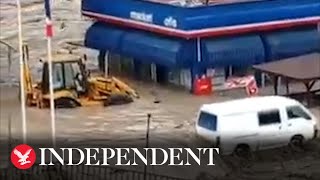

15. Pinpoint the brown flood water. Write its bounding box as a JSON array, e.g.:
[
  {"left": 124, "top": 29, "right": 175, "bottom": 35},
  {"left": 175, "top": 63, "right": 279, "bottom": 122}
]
[{"left": 1, "top": 82, "right": 320, "bottom": 179}]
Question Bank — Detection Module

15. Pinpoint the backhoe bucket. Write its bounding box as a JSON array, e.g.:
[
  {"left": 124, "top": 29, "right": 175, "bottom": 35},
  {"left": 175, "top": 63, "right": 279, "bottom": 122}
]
[
  {"left": 112, "top": 77, "right": 139, "bottom": 98},
  {"left": 103, "top": 94, "right": 133, "bottom": 106}
]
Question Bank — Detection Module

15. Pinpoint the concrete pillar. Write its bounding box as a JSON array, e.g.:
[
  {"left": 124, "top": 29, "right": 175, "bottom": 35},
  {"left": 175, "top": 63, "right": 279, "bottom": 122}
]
[
  {"left": 151, "top": 63, "right": 157, "bottom": 83},
  {"left": 105, "top": 51, "right": 109, "bottom": 77},
  {"left": 261, "top": 73, "right": 266, "bottom": 88}
]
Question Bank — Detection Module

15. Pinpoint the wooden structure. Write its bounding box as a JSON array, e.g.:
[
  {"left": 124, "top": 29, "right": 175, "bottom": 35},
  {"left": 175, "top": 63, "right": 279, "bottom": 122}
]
[{"left": 253, "top": 53, "right": 320, "bottom": 106}]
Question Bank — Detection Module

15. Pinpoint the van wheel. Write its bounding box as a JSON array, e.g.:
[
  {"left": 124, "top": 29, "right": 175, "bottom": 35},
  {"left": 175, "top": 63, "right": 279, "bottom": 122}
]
[
  {"left": 289, "top": 135, "right": 305, "bottom": 149},
  {"left": 234, "top": 144, "right": 251, "bottom": 158}
]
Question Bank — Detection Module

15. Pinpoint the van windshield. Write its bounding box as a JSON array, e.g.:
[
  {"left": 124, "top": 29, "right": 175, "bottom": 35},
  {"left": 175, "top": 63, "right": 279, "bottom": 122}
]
[
  {"left": 198, "top": 112, "right": 217, "bottom": 131},
  {"left": 286, "top": 106, "right": 312, "bottom": 120}
]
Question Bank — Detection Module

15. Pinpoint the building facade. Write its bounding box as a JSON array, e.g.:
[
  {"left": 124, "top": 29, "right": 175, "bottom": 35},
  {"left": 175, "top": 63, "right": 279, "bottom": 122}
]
[{"left": 82, "top": 0, "right": 320, "bottom": 92}]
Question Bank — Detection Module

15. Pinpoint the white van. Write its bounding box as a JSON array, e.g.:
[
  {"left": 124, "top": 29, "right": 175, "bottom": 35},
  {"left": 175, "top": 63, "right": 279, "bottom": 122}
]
[{"left": 195, "top": 96, "right": 318, "bottom": 155}]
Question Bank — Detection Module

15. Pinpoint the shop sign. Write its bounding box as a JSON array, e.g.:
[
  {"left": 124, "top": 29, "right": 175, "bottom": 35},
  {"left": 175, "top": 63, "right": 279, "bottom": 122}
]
[
  {"left": 164, "top": 16, "right": 177, "bottom": 28},
  {"left": 130, "top": 11, "right": 153, "bottom": 23}
]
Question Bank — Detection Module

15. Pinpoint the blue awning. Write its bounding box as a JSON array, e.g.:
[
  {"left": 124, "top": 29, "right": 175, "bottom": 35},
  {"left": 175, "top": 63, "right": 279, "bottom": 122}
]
[
  {"left": 120, "top": 31, "right": 195, "bottom": 67},
  {"left": 202, "top": 35, "right": 265, "bottom": 67},
  {"left": 84, "top": 22, "right": 195, "bottom": 67},
  {"left": 84, "top": 22, "right": 125, "bottom": 53},
  {"left": 261, "top": 28, "right": 320, "bottom": 61}
]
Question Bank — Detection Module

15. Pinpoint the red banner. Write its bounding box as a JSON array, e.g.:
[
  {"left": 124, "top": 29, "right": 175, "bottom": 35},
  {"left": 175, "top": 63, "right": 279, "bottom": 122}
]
[
  {"left": 225, "top": 75, "right": 259, "bottom": 96},
  {"left": 46, "top": 22, "right": 53, "bottom": 37}
]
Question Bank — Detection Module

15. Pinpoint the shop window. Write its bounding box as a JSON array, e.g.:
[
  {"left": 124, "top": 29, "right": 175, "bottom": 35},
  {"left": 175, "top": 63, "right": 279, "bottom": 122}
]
[
  {"left": 108, "top": 53, "right": 121, "bottom": 75},
  {"left": 139, "top": 62, "right": 152, "bottom": 81},
  {"left": 120, "top": 56, "right": 134, "bottom": 76},
  {"left": 180, "top": 69, "right": 192, "bottom": 90},
  {"left": 168, "top": 69, "right": 181, "bottom": 86},
  {"left": 156, "top": 65, "right": 169, "bottom": 84},
  {"left": 232, "top": 66, "right": 252, "bottom": 77},
  {"left": 207, "top": 68, "right": 226, "bottom": 90}
]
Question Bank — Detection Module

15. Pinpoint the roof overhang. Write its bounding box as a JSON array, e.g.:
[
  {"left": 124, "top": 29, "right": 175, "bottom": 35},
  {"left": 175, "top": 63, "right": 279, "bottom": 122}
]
[
  {"left": 82, "top": 11, "right": 320, "bottom": 39},
  {"left": 253, "top": 53, "right": 320, "bottom": 81},
  {"left": 81, "top": 0, "right": 320, "bottom": 39}
]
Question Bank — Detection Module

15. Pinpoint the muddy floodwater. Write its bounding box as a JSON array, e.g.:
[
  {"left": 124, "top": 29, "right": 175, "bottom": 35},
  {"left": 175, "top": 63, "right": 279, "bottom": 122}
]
[
  {"left": 1, "top": 83, "right": 320, "bottom": 180},
  {"left": 1, "top": 0, "right": 320, "bottom": 179}
]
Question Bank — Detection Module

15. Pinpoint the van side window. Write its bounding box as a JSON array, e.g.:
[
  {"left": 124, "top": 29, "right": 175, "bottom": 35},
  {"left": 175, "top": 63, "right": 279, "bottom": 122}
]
[
  {"left": 198, "top": 112, "right": 217, "bottom": 131},
  {"left": 286, "top": 106, "right": 311, "bottom": 120},
  {"left": 258, "top": 110, "right": 281, "bottom": 126}
]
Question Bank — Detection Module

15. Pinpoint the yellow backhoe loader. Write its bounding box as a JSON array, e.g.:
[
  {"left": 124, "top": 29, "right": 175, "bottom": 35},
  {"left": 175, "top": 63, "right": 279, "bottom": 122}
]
[{"left": 22, "top": 44, "right": 139, "bottom": 108}]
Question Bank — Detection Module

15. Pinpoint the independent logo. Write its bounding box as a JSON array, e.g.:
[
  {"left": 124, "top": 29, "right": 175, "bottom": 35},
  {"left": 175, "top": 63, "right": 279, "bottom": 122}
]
[{"left": 10, "top": 144, "right": 36, "bottom": 170}]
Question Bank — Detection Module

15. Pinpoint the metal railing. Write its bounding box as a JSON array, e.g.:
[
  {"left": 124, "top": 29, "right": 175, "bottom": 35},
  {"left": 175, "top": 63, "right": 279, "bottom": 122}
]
[
  {"left": 0, "top": 40, "right": 17, "bottom": 73},
  {"left": 3, "top": 164, "right": 190, "bottom": 180}
]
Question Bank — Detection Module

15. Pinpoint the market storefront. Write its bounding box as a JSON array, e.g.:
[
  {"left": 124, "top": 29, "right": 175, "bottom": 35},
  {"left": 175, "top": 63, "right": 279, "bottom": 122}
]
[
  {"left": 82, "top": 0, "right": 320, "bottom": 93},
  {"left": 85, "top": 25, "right": 319, "bottom": 92}
]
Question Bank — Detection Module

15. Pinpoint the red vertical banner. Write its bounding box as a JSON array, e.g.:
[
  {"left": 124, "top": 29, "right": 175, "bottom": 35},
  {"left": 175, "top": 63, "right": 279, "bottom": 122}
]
[
  {"left": 46, "top": 19, "right": 53, "bottom": 37},
  {"left": 44, "top": 0, "right": 53, "bottom": 37}
]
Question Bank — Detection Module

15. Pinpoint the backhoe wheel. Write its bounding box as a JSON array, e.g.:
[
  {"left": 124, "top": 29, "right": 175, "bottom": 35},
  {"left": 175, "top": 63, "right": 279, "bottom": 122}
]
[
  {"left": 104, "top": 94, "right": 133, "bottom": 106},
  {"left": 36, "top": 100, "right": 42, "bottom": 109},
  {"left": 54, "top": 98, "right": 80, "bottom": 108},
  {"left": 18, "top": 83, "right": 32, "bottom": 106},
  {"left": 26, "top": 94, "right": 33, "bottom": 106}
]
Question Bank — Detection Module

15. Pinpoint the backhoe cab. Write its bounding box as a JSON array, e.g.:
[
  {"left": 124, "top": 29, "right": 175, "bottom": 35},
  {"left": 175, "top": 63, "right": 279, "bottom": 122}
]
[{"left": 23, "top": 44, "right": 139, "bottom": 108}]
